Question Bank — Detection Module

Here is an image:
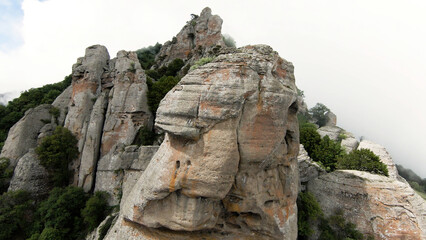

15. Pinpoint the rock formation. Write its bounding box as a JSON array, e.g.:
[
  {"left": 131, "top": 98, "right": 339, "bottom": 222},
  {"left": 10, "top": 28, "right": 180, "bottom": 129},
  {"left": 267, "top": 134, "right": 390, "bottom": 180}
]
[
  {"left": 297, "top": 145, "right": 325, "bottom": 192},
  {"left": 0, "top": 104, "right": 54, "bottom": 167},
  {"left": 307, "top": 170, "right": 426, "bottom": 240},
  {"left": 106, "top": 45, "right": 300, "bottom": 239},
  {"left": 8, "top": 149, "right": 50, "bottom": 199},
  {"left": 154, "top": 7, "right": 226, "bottom": 68}
]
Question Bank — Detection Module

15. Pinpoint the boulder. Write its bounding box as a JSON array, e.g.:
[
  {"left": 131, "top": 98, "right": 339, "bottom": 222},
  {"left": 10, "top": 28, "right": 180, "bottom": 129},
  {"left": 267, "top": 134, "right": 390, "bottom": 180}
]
[
  {"left": 154, "top": 7, "right": 226, "bottom": 68},
  {"left": 324, "top": 111, "right": 337, "bottom": 126},
  {"left": 0, "top": 104, "right": 53, "bottom": 167},
  {"left": 8, "top": 149, "right": 50, "bottom": 199},
  {"left": 298, "top": 144, "right": 326, "bottom": 191},
  {"left": 52, "top": 85, "right": 72, "bottom": 126},
  {"left": 317, "top": 125, "right": 342, "bottom": 141},
  {"left": 357, "top": 140, "right": 399, "bottom": 179},
  {"left": 111, "top": 45, "right": 300, "bottom": 239},
  {"left": 307, "top": 170, "right": 426, "bottom": 240}
]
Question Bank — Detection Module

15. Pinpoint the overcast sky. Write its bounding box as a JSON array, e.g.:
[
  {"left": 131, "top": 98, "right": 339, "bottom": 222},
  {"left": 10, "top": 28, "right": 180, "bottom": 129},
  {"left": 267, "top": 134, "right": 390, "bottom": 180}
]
[{"left": 0, "top": 0, "right": 425, "bottom": 177}]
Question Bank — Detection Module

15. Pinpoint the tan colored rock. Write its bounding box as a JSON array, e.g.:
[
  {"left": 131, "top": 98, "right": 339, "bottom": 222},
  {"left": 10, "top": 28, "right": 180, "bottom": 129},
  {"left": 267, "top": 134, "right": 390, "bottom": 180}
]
[
  {"left": 0, "top": 104, "right": 53, "bottom": 167},
  {"left": 110, "top": 45, "right": 299, "bottom": 239},
  {"left": 8, "top": 149, "right": 50, "bottom": 199},
  {"left": 100, "top": 50, "right": 151, "bottom": 158},
  {"left": 307, "top": 170, "right": 426, "bottom": 240},
  {"left": 298, "top": 144, "right": 326, "bottom": 191},
  {"left": 155, "top": 7, "right": 226, "bottom": 68},
  {"left": 317, "top": 125, "right": 342, "bottom": 141},
  {"left": 78, "top": 90, "right": 109, "bottom": 192},
  {"left": 358, "top": 140, "right": 399, "bottom": 179},
  {"left": 64, "top": 45, "right": 109, "bottom": 184},
  {"left": 340, "top": 131, "right": 359, "bottom": 153},
  {"left": 52, "top": 85, "right": 72, "bottom": 126}
]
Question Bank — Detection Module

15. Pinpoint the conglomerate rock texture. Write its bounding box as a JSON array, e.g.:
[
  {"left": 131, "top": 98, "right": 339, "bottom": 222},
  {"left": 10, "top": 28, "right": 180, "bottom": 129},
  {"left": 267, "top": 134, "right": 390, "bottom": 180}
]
[
  {"left": 307, "top": 170, "right": 426, "bottom": 240},
  {"left": 106, "top": 45, "right": 300, "bottom": 240}
]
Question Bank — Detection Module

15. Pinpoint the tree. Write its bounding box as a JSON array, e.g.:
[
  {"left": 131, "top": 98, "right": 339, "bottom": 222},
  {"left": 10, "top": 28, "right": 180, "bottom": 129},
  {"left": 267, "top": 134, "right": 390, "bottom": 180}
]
[
  {"left": 147, "top": 76, "right": 180, "bottom": 115},
  {"left": 135, "top": 43, "right": 162, "bottom": 70},
  {"left": 81, "top": 191, "right": 109, "bottom": 231},
  {"left": 300, "top": 123, "right": 321, "bottom": 157},
  {"left": 297, "top": 192, "right": 323, "bottom": 239},
  {"left": 36, "top": 126, "right": 79, "bottom": 187},
  {"left": 309, "top": 103, "right": 330, "bottom": 127},
  {"left": 337, "top": 149, "right": 389, "bottom": 176}
]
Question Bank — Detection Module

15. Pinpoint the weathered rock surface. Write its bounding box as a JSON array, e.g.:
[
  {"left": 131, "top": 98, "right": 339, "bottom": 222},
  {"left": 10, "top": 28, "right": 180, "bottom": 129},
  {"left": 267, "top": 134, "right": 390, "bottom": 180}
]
[
  {"left": 297, "top": 144, "right": 325, "bottom": 192},
  {"left": 307, "top": 170, "right": 426, "bottom": 240},
  {"left": 357, "top": 140, "right": 399, "bottom": 179},
  {"left": 8, "top": 149, "right": 50, "bottom": 198},
  {"left": 0, "top": 104, "right": 53, "bottom": 167},
  {"left": 340, "top": 131, "right": 359, "bottom": 153},
  {"left": 109, "top": 45, "right": 299, "bottom": 239},
  {"left": 78, "top": 91, "right": 109, "bottom": 192},
  {"left": 324, "top": 111, "right": 337, "bottom": 126},
  {"left": 100, "top": 50, "right": 151, "bottom": 158},
  {"left": 95, "top": 145, "right": 159, "bottom": 205},
  {"left": 316, "top": 125, "right": 342, "bottom": 141},
  {"left": 64, "top": 45, "right": 110, "bottom": 184},
  {"left": 52, "top": 85, "right": 72, "bottom": 125},
  {"left": 155, "top": 7, "right": 226, "bottom": 68}
]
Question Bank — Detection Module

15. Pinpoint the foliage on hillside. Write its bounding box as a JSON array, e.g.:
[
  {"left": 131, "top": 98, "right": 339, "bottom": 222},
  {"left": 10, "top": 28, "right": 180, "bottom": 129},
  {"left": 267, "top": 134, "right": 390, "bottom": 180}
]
[
  {"left": 396, "top": 164, "right": 426, "bottom": 197},
  {"left": 135, "top": 43, "right": 162, "bottom": 70},
  {"left": 0, "top": 75, "right": 71, "bottom": 152},
  {"left": 297, "top": 191, "right": 368, "bottom": 240},
  {"left": 0, "top": 158, "right": 13, "bottom": 194},
  {"left": 36, "top": 126, "right": 79, "bottom": 187},
  {"left": 337, "top": 149, "right": 389, "bottom": 176}
]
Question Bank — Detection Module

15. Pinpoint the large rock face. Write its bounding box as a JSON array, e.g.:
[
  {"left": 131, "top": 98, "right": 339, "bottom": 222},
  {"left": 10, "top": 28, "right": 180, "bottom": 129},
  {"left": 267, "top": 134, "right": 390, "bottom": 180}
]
[
  {"left": 155, "top": 7, "right": 226, "bottom": 68},
  {"left": 297, "top": 144, "right": 325, "bottom": 192},
  {"left": 0, "top": 104, "right": 53, "bottom": 167},
  {"left": 307, "top": 170, "right": 426, "bottom": 240},
  {"left": 107, "top": 45, "right": 300, "bottom": 240},
  {"left": 8, "top": 149, "right": 50, "bottom": 198}
]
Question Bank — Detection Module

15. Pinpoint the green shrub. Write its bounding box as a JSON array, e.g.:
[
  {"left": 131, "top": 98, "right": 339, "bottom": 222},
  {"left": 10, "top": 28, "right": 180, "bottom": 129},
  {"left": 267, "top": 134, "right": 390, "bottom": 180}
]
[
  {"left": 297, "top": 192, "right": 323, "bottom": 238},
  {"left": 36, "top": 126, "right": 79, "bottom": 187},
  {"left": 135, "top": 43, "right": 162, "bottom": 70},
  {"left": 39, "top": 227, "right": 63, "bottom": 240},
  {"left": 133, "top": 126, "right": 155, "bottom": 146},
  {"left": 337, "top": 149, "right": 388, "bottom": 176},
  {"left": 311, "top": 136, "right": 345, "bottom": 172},
  {"left": 300, "top": 123, "right": 321, "bottom": 157},
  {"left": 190, "top": 57, "right": 214, "bottom": 71},
  {"left": 35, "top": 186, "right": 87, "bottom": 240},
  {"left": 0, "top": 190, "right": 35, "bottom": 240},
  {"left": 82, "top": 191, "right": 109, "bottom": 231},
  {"left": 319, "top": 210, "right": 364, "bottom": 240},
  {"left": 98, "top": 216, "right": 114, "bottom": 240},
  {"left": 147, "top": 76, "right": 180, "bottom": 115},
  {"left": 0, "top": 158, "right": 13, "bottom": 194}
]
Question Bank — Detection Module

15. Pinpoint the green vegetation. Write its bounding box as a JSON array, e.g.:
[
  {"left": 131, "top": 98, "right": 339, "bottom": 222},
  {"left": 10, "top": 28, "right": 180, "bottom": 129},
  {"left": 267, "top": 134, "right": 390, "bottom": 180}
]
[
  {"left": 135, "top": 43, "right": 162, "bottom": 70},
  {"left": 337, "top": 149, "right": 389, "bottom": 176},
  {"left": 222, "top": 34, "right": 236, "bottom": 48},
  {"left": 297, "top": 192, "right": 370, "bottom": 240},
  {"left": 147, "top": 76, "right": 180, "bottom": 116},
  {"left": 300, "top": 123, "right": 344, "bottom": 172},
  {"left": 297, "top": 192, "right": 322, "bottom": 238},
  {"left": 0, "top": 75, "right": 71, "bottom": 152},
  {"left": 99, "top": 216, "right": 114, "bottom": 240},
  {"left": 396, "top": 164, "right": 426, "bottom": 197},
  {"left": 133, "top": 126, "right": 156, "bottom": 146},
  {"left": 0, "top": 158, "right": 13, "bottom": 194},
  {"left": 190, "top": 57, "right": 214, "bottom": 71},
  {"left": 36, "top": 126, "right": 79, "bottom": 187},
  {"left": 146, "top": 58, "right": 185, "bottom": 80},
  {"left": 0, "top": 190, "right": 35, "bottom": 240},
  {"left": 82, "top": 191, "right": 110, "bottom": 231}
]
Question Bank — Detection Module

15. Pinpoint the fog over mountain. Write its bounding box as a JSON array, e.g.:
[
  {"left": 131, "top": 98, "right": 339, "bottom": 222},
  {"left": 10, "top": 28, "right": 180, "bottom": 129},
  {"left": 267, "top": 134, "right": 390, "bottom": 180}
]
[{"left": 0, "top": 0, "right": 425, "bottom": 177}]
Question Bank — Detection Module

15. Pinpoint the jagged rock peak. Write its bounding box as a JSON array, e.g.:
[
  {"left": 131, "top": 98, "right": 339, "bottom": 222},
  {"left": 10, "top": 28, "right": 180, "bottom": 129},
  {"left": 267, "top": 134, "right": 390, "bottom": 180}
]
[
  {"left": 105, "top": 44, "right": 300, "bottom": 240},
  {"left": 154, "top": 7, "right": 226, "bottom": 68}
]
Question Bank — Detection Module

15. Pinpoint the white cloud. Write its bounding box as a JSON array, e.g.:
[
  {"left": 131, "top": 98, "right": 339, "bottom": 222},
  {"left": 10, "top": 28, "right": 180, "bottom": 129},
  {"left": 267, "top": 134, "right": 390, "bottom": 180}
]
[{"left": 0, "top": 0, "right": 425, "bottom": 177}]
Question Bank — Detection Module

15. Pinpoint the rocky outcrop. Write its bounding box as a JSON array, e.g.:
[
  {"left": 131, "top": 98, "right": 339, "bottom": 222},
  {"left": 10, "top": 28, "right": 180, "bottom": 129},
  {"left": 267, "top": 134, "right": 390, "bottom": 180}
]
[
  {"left": 8, "top": 149, "right": 50, "bottom": 198},
  {"left": 298, "top": 145, "right": 325, "bottom": 192},
  {"left": 316, "top": 125, "right": 342, "bottom": 141},
  {"left": 340, "top": 131, "right": 359, "bottom": 153},
  {"left": 307, "top": 170, "right": 426, "bottom": 240},
  {"left": 357, "top": 140, "right": 399, "bottom": 179},
  {"left": 107, "top": 45, "right": 300, "bottom": 239},
  {"left": 52, "top": 85, "right": 72, "bottom": 126},
  {"left": 94, "top": 145, "right": 158, "bottom": 205},
  {"left": 154, "top": 7, "right": 226, "bottom": 68},
  {"left": 0, "top": 104, "right": 53, "bottom": 167},
  {"left": 324, "top": 111, "right": 337, "bottom": 126}
]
